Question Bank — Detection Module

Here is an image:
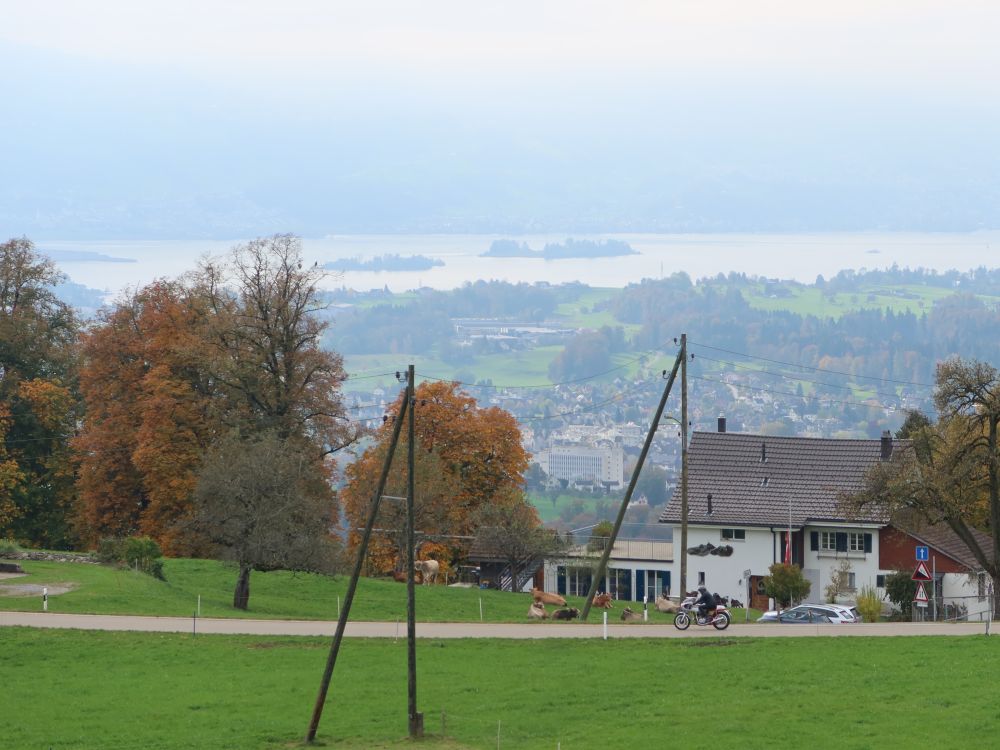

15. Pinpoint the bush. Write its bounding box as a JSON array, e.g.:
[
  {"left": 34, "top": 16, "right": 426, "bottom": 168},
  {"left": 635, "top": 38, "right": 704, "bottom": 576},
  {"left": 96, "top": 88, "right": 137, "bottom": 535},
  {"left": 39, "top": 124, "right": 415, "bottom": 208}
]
[
  {"left": 96, "top": 536, "right": 165, "bottom": 580},
  {"left": 763, "top": 563, "right": 811, "bottom": 608},
  {"left": 0, "top": 538, "right": 21, "bottom": 556},
  {"left": 855, "top": 584, "right": 882, "bottom": 623}
]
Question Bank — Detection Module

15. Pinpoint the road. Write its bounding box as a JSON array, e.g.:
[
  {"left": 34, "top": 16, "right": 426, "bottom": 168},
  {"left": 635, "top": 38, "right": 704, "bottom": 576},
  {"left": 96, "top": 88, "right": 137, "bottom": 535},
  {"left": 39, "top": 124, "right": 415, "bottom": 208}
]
[{"left": 1, "top": 611, "right": 994, "bottom": 638}]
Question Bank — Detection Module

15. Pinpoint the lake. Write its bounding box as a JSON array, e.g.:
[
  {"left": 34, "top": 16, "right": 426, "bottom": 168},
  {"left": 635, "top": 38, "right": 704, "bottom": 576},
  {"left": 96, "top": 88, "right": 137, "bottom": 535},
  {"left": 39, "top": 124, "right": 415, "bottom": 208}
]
[{"left": 39, "top": 231, "right": 1000, "bottom": 296}]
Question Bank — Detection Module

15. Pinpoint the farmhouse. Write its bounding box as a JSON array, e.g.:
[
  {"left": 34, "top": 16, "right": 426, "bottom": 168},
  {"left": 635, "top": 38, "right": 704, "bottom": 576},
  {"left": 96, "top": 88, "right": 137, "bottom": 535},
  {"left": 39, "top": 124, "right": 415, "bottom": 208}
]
[{"left": 656, "top": 426, "right": 991, "bottom": 619}]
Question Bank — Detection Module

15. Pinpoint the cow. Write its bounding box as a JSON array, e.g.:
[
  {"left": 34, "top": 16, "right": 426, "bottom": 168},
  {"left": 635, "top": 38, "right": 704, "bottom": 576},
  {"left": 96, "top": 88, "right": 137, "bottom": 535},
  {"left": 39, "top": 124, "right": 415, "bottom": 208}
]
[
  {"left": 730, "top": 598, "right": 744, "bottom": 609},
  {"left": 592, "top": 592, "right": 613, "bottom": 609},
  {"left": 552, "top": 607, "right": 580, "bottom": 620},
  {"left": 620, "top": 606, "right": 643, "bottom": 622},
  {"left": 528, "top": 601, "right": 548, "bottom": 620},
  {"left": 392, "top": 570, "right": 423, "bottom": 584},
  {"left": 654, "top": 595, "right": 680, "bottom": 613},
  {"left": 415, "top": 560, "right": 439, "bottom": 585},
  {"left": 531, "top": 588, "right": 566, "bottom": 607}
]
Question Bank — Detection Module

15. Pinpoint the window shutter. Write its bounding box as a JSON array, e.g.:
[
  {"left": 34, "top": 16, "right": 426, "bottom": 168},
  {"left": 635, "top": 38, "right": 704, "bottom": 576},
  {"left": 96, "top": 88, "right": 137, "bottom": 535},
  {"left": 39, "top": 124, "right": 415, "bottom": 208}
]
[
  {"left": 836, "top": 532, "right": 848, "bottom": 552},
  {"left": 810, "top": 532, "right": 819, "bottom": 551},
  {"left": 864, "top": 533, "right": 872, "bottom": 553}
]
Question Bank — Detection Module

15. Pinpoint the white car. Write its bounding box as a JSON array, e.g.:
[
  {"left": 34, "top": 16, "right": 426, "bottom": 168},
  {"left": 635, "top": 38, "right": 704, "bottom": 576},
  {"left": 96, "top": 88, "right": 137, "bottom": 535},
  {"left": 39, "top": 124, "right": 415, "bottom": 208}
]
[{"left": 758, "top": 603, "right": 861, "bottom": 624}]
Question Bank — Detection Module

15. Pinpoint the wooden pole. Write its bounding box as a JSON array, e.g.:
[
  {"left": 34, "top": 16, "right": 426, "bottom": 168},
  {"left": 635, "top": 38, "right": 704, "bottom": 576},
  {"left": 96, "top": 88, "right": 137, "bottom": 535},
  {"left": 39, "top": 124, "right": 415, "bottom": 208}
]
[
  {"left": 581, "top": 344, "right": 684, "bottom": 620},
  {"left": 406, "top": 364, "right": 423, "bottom": 738},
  {"left": 680, "top": 333, "right": 689, "bottom": 596},
  {"left": 305, "top": 392, "right": 409, "bottom": 743}
]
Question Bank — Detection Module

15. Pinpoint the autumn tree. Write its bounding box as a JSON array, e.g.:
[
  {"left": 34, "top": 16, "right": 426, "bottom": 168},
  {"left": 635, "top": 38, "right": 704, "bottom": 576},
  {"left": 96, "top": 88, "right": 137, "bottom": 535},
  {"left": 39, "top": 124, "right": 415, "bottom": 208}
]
[
  {"left": 0, "top": 238, "right": 80, "bottom": 546},
  {"left": 75, "top": 281, "right": 215, "bottom": 552},
  {"left": 191, "top": 431, "right": 341, "bottom": 609},
  {"left": 845, "top": 357, "right": 1000, "bottom": 617},
  {"left": 762, "top": 562, "right": 811, "bottom": 609},
  {"left": 341, "top": 380, "right": 528, "bottom": 573},
  {"left": 75, "top": 235, "right": 353, "bottom": 557}
]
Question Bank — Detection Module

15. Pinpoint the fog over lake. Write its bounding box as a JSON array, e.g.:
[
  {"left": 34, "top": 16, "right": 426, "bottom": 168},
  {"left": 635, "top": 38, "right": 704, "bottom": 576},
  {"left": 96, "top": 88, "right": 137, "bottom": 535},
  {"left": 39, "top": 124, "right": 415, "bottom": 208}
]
[{"left": 41, "top": 231, "right": 1000, "bottom": 297}]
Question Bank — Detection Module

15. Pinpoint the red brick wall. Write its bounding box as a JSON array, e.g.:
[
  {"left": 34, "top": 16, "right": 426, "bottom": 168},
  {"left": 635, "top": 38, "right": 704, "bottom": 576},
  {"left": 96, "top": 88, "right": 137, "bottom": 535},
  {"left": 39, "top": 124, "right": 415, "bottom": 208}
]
[{"left": 879, "top": 526, "right": 966, "bottom": 572}]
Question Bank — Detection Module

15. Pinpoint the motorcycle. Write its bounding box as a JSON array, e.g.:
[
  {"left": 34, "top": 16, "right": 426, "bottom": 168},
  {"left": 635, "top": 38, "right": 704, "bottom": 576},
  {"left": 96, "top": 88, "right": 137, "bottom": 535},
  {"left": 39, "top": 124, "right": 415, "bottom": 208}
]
[{"left": 673, "top": 596, "right": 731, "bottom": 631}]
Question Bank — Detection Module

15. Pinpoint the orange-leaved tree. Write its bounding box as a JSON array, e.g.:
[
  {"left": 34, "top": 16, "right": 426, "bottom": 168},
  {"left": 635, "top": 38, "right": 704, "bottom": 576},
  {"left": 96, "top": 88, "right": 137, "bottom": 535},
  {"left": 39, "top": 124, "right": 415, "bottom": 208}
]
[
  {"left": 0, "top": 238, "right": 80, "bottom": 547},
  {"left": 341, "top": 380, "right": 528, "bottom": 575}
]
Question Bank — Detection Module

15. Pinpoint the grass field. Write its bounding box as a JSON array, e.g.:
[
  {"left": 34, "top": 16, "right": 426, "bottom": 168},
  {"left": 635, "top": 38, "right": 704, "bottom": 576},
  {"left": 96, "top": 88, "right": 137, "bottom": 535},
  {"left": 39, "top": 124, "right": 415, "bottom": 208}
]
[
  {"left": 0, "top": 558, "right": 718, "bottom": 624},
  {"left": 4, "top": 627, "right": 999, "bottom": 749}
]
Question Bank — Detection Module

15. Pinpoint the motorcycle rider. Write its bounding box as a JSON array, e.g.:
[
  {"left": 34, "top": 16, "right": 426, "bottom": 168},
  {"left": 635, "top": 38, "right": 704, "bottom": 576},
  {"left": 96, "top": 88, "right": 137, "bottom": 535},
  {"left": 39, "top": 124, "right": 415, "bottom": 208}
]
[{"left": 694, "top": 585, "right": 717, "bottom": 622}]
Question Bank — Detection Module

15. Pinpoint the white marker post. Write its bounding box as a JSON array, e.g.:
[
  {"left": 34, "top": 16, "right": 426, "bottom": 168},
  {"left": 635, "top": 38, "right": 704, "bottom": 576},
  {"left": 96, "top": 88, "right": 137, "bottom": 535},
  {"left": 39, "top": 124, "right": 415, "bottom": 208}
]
[
  {"left": 643, "top": 594, "right": 648, "bottom": 622},
  {"left": 42, "top": 587, "right": 48, "bottom": 612},
  {"left": 603, "top": 611, "right": 608, "bottom": 640}
]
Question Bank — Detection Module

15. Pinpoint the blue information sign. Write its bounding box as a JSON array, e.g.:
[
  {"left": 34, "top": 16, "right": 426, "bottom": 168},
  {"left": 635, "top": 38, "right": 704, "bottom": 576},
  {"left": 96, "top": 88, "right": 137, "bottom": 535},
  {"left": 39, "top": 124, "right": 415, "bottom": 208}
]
[{"left": 915, "top": 546, "right": 929, "bottom": 561}]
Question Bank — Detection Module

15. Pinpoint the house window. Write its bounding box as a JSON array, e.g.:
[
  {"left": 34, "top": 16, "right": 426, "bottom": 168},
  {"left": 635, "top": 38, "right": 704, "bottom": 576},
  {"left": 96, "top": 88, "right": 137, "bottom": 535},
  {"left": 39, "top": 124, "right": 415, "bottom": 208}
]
[
  {"left": 698, "top": 571, "right": 706, "bottom": 587},
  {"left": 848, "top": 533, "right": 865, "bottom": 552},
  {"left": 721, "top": 528, "right": 746, "bottom": 542},
  {"left": 557, "top": 566, "right": 592, "bottom": 597},
  {"left": 978, "top": 572, "right": 987, "bottom": 601},
  {"left": 847, "top": 572, "right": 856, "bottom": 590},
  {"left": 820, "top": 532, "right": 837, "bottom": 551},
  {"left": 876, "top": 574, "right": 886, "bottom": 588}
]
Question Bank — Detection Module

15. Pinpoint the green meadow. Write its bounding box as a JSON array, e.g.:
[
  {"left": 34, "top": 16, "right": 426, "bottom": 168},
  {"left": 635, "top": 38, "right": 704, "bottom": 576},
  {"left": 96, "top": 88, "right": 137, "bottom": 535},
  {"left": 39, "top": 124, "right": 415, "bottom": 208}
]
[{"left": 3, "top": 628, "right": 998, "bottom": 749}]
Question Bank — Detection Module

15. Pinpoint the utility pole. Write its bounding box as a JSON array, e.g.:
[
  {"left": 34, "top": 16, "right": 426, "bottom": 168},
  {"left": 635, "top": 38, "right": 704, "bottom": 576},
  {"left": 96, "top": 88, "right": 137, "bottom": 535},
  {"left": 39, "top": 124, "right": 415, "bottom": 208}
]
[
  {"left": 581, "top": 344, "right": 685, "bottom": 620},
  {"left": 680, "top": 333, "right": 689, "bottom": 597},
  {"left": 306, "top": 387, "right": 409, "bottom": 744},
  {"left": 406, "top": 364, "right": 422, "bottom": 738}
]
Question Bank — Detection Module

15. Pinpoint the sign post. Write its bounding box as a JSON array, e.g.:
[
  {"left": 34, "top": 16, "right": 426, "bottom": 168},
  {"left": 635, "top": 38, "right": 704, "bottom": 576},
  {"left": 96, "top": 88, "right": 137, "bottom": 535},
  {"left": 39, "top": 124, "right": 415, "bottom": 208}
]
[
  {"left": 743, "top": 569, "right": 752, "bottom": 623},
  {"left": 912, "top": 562, "right": 932, "bottom": 619}
]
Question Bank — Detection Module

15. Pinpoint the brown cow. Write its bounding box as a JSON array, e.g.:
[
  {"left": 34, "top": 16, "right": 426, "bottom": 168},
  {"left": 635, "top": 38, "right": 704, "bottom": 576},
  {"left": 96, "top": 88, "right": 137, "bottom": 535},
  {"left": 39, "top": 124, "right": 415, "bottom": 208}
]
[
  {"left": 552, "top": 607, "right": 580, "bottom": 620},
  {"left": 620, "top": 606, "right": 643, "bottom": 622},
  {"left": 527, "top": 601, "right": 548, "bottom": 620},
  {"left": 592, "top": 592, "right": 613, "bottom": 609},
  {"left": 531, "top": 588, "right": 566, "bottom": 607}
]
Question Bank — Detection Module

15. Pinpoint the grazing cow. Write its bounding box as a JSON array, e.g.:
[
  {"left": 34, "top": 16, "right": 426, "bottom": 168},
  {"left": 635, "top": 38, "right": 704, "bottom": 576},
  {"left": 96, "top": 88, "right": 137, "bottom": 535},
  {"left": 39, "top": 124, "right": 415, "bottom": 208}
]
[
  {"left": 528, "top": 601, "right": 548, "bottom": 620},
  {"left": 415, "top": 560, "right": 439, "bottom": 585},
  {"left": 392, "top": 570, "right": 423, "bottom": 584},
  {"left": 532, "top": 588, "right": 566, "bottom": 607},
  {"left": 620, "top": 606, "right": 643, "bottom": 622},
  {"left": 592, "top": 592, "right": 613, "bottom": 609},
  {"left": 655, "top": 595, "right": 680, "bottom": 614},
  {"left": 552, "top": 607, "right": 580, "bottom": 621}
]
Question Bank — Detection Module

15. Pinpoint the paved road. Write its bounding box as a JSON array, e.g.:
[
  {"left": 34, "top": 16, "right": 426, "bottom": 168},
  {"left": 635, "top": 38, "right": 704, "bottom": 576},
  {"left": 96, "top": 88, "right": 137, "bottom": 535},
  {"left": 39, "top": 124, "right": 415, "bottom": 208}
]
[{"left": 1, "top": 611, "right": 994, "bottom": 638}]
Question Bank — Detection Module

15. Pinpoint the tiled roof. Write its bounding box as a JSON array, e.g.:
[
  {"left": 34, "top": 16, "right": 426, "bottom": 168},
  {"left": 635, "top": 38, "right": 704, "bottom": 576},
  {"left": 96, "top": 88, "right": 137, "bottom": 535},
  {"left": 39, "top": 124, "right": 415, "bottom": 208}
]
[
  {"left": 895, "top": 522, "right": 994, "bottom": 571},
  {"left": 658, "top": 431, "right": 906, "bottom": 527}
]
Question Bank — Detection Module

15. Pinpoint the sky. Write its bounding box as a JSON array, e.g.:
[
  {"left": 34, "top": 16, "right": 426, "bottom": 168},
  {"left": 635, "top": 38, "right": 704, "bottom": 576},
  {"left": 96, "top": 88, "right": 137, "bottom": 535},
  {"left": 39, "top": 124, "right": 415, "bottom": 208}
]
[{"left": 3, "top": 1, "right": 999, "bottom": 239}]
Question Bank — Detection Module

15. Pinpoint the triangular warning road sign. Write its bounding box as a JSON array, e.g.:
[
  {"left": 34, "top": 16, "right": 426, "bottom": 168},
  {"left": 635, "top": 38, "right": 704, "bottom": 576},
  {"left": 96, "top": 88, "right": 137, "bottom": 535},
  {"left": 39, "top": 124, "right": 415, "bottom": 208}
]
[
  {"left": 914, "top": 581, "right": 929, "bottom": 602},
  {"left": 912, "top": 561, "right": 932, "bottom": 581}
]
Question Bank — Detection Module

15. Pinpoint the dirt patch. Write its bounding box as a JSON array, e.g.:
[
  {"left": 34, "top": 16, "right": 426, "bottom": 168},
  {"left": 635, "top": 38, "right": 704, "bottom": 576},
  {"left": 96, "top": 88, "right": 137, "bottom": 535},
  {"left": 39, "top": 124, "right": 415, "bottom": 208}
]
[
  {"left": 0, "top": 582, "right": 76, "bottom": 597},
  {"left": 0, "top": 572, "right": 27, "bottom": 581},
  {"left": 684, "top": 638, "right": 744, "bottom": 648}
]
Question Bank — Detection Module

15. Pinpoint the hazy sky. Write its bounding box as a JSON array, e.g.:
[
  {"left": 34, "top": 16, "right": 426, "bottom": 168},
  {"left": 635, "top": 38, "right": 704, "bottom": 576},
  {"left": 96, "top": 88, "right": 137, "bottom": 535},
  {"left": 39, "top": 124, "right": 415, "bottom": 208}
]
[{"left": 4, "top": 2, "right": 999, "bottom": 238}]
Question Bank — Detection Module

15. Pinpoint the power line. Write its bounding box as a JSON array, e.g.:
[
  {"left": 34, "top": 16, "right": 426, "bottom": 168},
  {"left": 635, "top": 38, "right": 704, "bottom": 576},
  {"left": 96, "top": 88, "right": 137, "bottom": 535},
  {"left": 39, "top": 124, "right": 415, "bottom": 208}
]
[{"left": 688, "top": 341, "right": 936, "bottom": 389}]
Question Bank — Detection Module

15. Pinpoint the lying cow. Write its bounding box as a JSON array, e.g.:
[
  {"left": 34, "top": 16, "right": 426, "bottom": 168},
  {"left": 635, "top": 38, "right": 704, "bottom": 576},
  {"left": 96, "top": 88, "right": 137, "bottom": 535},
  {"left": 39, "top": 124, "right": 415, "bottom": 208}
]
[
  {"left": 415, "top": 559, "right": 439, "bottom": 585},
  {"left": 592, "top": 592, "right": 613, "bottom": 609},
  {"left": 551, "top": 607, "right": 580, "bottom": 620},
  {"left": 392, "top": 570, "right": 423, "bottom": 584},
  {"left": 654, "top": 595, "right": 680, "bottom": 613},
  {"left": 532, "top": 588, "right": 566, "bottom": 607},
  {"left": 620, "top": 606, "right": 643, "bottom": 622},
  {"left": 528, "top": 601, "right": 548, "bottom": 620},
  {"left": 730, "top": 598, "right": 744, "bottom": 609}
]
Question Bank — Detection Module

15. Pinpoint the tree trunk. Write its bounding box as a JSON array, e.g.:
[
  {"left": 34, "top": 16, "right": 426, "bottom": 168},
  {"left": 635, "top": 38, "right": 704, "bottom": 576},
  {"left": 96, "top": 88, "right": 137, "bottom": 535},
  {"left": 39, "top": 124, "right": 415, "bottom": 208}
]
[
  {"left": 992, "top": 573, "right": 1000, "bottom": 621},
  {"left": 233, "top": 563, "right": 251, "bottom": 610}
]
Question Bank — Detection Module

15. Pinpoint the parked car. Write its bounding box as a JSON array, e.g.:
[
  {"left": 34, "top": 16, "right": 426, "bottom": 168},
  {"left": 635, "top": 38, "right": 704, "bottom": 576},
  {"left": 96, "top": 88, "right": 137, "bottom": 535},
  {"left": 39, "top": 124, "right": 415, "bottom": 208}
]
[
  {"left": 757, "top": 608, "right": 833, "bottom": 624},
  {"left": 757, "top": 603, "right": 860, "bottom": 624}
]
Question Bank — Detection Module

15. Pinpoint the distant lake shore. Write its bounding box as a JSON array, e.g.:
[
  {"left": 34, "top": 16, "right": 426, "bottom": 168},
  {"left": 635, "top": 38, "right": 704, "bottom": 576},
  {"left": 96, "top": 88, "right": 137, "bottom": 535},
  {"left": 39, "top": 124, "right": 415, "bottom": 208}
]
[{"left": 38, "top": 230, "right": 1000, "bottom": 297}]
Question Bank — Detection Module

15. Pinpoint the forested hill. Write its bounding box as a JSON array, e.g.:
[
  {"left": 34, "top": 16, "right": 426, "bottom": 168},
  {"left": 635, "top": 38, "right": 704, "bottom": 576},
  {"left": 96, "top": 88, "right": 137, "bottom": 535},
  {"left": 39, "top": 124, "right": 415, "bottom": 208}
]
[{"left": 327, "top": 269, "right": 1000, "bottom": 432}]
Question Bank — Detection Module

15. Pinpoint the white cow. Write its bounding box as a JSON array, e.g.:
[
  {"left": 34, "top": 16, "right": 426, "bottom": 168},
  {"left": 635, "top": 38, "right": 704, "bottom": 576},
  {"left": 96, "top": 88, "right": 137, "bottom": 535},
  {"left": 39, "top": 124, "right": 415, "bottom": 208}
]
[{"left": 415, "top": 559, "right": 439, "bottom": 585}]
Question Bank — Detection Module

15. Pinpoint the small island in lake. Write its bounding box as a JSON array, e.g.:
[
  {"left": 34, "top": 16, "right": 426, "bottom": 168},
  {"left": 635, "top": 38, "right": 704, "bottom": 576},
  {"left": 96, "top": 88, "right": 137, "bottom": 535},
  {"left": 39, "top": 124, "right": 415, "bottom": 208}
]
[
  {"left": 481, "top": 238, "right": 638, "bottom": 259},
  {"left": 323, "top": 254, "right": 444, "bottom": 272}
]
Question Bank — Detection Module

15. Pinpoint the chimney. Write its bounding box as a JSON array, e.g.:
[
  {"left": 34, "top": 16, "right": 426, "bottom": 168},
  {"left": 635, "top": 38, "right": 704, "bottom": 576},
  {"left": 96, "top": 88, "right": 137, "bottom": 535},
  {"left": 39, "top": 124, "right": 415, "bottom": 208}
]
[
  {"left": 707, "top": 493, "right": 713, "bottom": 515},
  {"left": 881, "top": 430, "right": 893, "bottom": 461},
  {"left": 718, "top": 415, "right": 726, "bottom": 433}
]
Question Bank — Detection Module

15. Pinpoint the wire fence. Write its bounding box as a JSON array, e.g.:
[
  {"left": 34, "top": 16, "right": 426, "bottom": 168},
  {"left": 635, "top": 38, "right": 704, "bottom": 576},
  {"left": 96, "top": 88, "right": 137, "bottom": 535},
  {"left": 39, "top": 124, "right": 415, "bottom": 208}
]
[{"left": 909, "top": 593, "right": 995, "bottom": 623}]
